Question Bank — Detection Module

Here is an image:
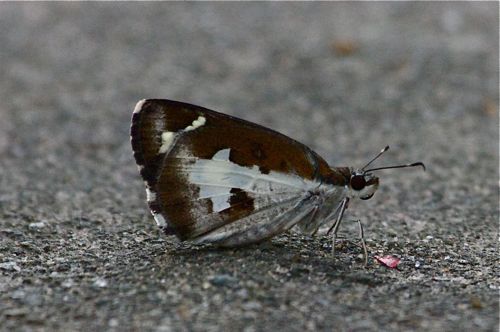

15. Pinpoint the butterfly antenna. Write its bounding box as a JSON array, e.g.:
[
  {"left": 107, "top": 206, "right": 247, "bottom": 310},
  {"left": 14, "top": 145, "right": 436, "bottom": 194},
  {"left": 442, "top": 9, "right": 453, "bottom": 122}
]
[
  {"left": 364, "top": 162, "right": 426, "bottom": 172},
  {"left": 361, "top": 146, "right": 390, "bottom": 171}
]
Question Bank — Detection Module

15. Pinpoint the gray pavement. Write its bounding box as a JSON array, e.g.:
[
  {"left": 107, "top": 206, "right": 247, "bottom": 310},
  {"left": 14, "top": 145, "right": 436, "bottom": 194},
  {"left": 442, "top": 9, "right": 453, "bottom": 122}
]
[{"left": 0, "top": 3, "right": 498, "bottom": 331}]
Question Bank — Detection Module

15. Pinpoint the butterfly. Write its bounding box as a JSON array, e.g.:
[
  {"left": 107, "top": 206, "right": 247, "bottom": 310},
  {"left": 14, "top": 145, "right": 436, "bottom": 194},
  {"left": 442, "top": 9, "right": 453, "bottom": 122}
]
[{"left": 130, "top": 99, "right": 424, "bottom": 264}]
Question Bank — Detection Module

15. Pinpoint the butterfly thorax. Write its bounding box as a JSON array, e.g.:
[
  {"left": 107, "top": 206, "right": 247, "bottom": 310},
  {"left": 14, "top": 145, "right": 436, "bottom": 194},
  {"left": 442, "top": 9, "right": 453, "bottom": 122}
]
[{"left": 319, "top": 166, "right": 351, "bottom": 187}]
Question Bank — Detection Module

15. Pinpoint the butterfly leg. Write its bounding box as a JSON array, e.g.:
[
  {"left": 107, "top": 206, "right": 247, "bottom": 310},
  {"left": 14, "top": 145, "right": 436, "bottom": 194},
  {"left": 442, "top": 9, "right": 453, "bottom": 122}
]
[
  {"left": 356, "top": 219, "right": 368, "bottom": 267},
  {"left": 332, "top": 220, "right": 368, "bottom": 266},
  {"left": 327, "top": 197, "right": 349, "bottom": 262}
]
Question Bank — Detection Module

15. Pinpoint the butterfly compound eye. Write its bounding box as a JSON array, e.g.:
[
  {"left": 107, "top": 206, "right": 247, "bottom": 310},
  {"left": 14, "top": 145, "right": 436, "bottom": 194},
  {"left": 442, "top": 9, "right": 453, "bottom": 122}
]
[{"left": 350, "top": 175, "right": 366, "bottom": 191}]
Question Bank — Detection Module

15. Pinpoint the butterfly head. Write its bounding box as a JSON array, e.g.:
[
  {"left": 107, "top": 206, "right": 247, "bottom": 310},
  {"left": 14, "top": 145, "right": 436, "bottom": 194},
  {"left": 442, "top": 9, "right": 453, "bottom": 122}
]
[
  {"left": 347, "top": 146, "right": 425, "bottom": 201},
  {"left": 348, "top": 171, "right": 379, "bottom": 200}
]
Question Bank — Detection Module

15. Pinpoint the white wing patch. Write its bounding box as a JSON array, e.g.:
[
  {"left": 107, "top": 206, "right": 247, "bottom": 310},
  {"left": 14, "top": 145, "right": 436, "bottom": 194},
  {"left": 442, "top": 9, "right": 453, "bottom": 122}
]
[
  {"left": 212, "top": 148, "right": 230, "bottom": 161},
  {"left": 158, "top": 116, "right": 206, "bottom": 154},
  {"left": 146, "top": 188, "right": 156, "bottom": 202},
  {"left": 133, "top": 99, "right": 146, "bottom": 114},
  {"left": 185, "top": 116, "right": 206, "bottom": 131},
  {"left": 187, "top": 149, "right": 318, "bottom": 193},
  {"left": 187, "top": 148, "right": 319, "bottom": 213},
  {"left": 195, "top": 148, "right": 232, "bottom": 212},
  {"left": 159, "top": 131, "right": 175, "bottom": 154},
  {"left": 152, "top": 212, "right": 167, "bottom": 227}
]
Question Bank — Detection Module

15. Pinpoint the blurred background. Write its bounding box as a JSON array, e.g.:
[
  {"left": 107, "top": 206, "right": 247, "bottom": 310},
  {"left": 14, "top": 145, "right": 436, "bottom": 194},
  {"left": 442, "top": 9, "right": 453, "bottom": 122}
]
[{"left": 0, "top": 3, "right": 498, "bottom": 331}]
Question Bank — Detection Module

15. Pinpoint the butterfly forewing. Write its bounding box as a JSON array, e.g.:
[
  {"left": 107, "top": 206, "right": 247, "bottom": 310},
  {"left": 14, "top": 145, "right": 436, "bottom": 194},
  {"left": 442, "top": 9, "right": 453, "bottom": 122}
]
[{"left": 131, "top": 99, "right": 349, "bottom": 243}]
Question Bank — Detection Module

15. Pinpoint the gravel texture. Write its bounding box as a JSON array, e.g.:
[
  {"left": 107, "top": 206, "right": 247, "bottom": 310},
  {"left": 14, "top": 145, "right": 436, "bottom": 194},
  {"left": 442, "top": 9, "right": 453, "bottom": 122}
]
[{"left": 0, "top": 3, "right": 498, "bottom": 332}]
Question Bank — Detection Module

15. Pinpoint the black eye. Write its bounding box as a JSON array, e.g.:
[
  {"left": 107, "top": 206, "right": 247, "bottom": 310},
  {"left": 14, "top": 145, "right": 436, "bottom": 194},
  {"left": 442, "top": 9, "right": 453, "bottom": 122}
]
[
  {"left": 350, "top": 175, "right": 366, "bottom": 191},
  {"left": 360, "top": 193, "right": 374, "bottom": 200}
]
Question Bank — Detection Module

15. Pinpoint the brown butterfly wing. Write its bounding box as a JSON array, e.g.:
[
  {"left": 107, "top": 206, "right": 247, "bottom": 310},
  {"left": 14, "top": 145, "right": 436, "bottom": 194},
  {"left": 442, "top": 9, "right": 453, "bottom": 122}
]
[{"left": 131, "top": 99, "right": 344, "bottom": 242}]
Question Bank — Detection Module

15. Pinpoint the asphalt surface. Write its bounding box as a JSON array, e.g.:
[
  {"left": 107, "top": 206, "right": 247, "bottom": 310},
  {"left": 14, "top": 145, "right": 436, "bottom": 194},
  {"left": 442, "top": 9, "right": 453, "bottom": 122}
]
[{"left": 0, "top": 3, "right": 498, "bottom": 332}]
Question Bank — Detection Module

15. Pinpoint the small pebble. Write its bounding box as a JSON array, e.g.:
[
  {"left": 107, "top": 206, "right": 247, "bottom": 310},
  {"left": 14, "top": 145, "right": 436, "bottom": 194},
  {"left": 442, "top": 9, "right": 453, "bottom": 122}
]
[
  {"left": 28, "top": 222, "right": 46, "bottom": 229},
  {"left": 0, "top": 261, "right": 21, "bottom": 272},
  {"left": 93, "top": 278, "right": 108, "bottom": 288}
]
